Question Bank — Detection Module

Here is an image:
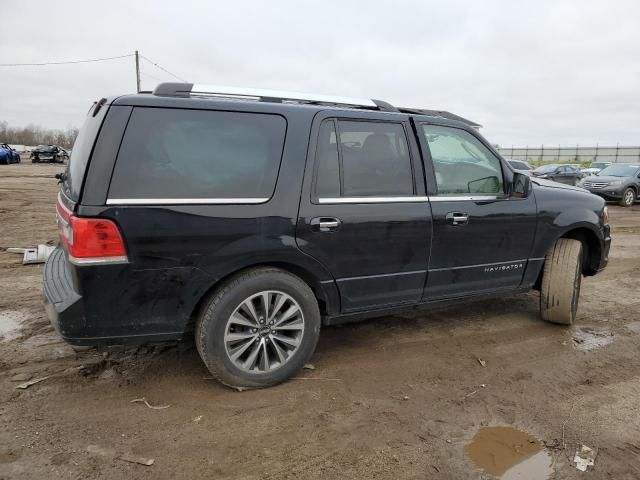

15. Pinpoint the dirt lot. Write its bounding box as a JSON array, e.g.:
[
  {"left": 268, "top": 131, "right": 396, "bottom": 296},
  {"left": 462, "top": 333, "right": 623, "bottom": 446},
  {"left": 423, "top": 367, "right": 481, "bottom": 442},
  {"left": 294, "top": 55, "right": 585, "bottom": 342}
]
[{"left": 1, "top": 162, "right": 639, "bottom": 479}]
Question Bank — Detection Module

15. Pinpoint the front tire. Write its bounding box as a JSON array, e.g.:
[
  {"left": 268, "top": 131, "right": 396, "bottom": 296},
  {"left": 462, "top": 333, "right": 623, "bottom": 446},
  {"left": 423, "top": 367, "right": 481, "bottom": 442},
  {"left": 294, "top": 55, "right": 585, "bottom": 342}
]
[
  {"left": 540, "top": 238, "right": 583, "bottom": 325},
  {"left": 196, "top": 268, "right": 321, "bottom": 389},
  {"left": 620, "top": 187, "right": 635, "bottom": 207}
]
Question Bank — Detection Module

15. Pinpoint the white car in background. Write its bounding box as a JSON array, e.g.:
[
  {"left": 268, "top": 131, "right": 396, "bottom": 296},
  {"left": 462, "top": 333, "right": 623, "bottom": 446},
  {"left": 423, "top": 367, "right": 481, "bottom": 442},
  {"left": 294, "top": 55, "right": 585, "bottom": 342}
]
[{"left": 582, "top": 162, "right": 612, "bottom": 176}]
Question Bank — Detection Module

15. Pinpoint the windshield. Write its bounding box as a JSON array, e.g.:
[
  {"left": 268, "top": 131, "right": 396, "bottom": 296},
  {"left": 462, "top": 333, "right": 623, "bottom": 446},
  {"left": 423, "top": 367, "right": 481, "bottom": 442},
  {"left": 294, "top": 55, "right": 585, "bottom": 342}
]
[
  {"left": 534, "top": 164, "right": 560, "bottom": 173},
  {"left": 591, "top": 162, "right": 609, "bottom": 169},
  {"left": 598, "top": 164, "right": 640, "bottom": 177}
]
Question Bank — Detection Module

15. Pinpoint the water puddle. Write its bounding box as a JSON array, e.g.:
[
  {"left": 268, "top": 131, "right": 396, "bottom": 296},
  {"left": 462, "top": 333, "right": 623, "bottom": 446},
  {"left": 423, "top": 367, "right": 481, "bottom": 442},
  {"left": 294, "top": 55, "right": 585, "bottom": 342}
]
[
  {"left": 0, "top": 310, "right": 26, "bottom": 342},
  {"left": 465, "top": 426, "right": 552, "bottom": 479},
  {"left": 571, "top": 326, "right": 614, "bottom": 351}
]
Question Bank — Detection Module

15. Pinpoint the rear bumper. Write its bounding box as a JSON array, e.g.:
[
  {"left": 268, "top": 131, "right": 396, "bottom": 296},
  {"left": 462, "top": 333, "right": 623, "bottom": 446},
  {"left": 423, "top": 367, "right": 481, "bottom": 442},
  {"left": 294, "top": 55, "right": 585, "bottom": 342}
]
[
  {"left": 43, "top": 247, "right": 86, "bottom": 344},
  {"left": 43, "top": 247, "right": 182, "bottom": 346}
]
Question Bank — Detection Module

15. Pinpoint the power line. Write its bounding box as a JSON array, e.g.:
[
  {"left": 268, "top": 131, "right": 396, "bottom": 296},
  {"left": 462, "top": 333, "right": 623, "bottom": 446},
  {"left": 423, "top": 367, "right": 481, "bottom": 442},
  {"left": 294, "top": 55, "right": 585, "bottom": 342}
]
[
  {"left": 140, "top": 55, "right": 187, "bottom": 82},
  {"left": 0, "top": 53, "right": 134, "bottom": 67},
  {"left": 140, "top": 70, "right": 165, "bottom": 83}
]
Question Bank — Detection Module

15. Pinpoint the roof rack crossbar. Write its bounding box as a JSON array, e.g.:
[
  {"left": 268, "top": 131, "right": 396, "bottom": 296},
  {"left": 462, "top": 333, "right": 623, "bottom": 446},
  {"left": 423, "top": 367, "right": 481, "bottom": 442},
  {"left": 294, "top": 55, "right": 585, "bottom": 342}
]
[{"left": 152, "top": 82, "right": 386, "bottom": 109}]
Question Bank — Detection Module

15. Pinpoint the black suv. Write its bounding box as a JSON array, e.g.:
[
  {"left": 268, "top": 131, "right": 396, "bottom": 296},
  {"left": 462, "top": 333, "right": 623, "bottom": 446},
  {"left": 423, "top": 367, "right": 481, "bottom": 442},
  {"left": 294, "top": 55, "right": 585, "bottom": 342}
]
[{"left": 44, "top": 83, "right": 611, "bottom": 388}]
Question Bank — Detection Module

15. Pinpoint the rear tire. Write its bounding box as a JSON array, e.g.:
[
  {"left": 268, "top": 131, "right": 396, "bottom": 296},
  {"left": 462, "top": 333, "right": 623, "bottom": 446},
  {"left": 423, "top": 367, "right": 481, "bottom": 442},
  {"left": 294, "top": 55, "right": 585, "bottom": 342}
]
[
  {"left": 196, "top": 268, "right": 321, "bottom": 389},
  {"left": 620, "top": 187, "right": 635, "bottom": 207},
  {"left": 540, "top": 238, "right": 583, "bottom": 325}
]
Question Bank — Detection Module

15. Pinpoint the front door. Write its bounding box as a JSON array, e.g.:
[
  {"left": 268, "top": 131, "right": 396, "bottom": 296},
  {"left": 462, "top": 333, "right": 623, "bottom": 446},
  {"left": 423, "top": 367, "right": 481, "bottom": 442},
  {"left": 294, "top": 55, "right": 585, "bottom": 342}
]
[
  {"left": 296, "top": 113, "right": 432, "bottom": 312},
  {"left": 416, "top": 123, "right": 537, "bottom": 299}
]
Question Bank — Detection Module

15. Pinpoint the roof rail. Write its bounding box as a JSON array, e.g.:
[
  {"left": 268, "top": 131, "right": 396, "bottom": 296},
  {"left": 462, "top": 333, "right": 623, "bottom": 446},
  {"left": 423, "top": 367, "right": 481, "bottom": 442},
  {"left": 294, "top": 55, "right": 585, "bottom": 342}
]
[{"left": 151, "top": 82, "right": 398, "bottom": 112}]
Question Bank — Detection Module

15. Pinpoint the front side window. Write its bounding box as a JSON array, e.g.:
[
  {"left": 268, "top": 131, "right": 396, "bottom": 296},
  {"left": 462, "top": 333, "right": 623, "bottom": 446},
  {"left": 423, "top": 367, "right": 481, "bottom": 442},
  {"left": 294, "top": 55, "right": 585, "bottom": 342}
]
[
  {"left": 314, "top": 119, "right": 414, "bottom": 198},
  {"left": 109, "top": 108, "right": 286, "bottom": 201},
  {"left": 422, "top": 125, "right": 504, "bottom": 196}
]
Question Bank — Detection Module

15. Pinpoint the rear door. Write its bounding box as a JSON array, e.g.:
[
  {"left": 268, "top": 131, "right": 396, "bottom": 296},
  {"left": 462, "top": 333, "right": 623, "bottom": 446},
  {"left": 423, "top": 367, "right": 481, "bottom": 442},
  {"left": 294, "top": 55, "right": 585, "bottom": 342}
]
[
  {"left": 296, "top": 111, "right": 432, "bottom": 312},
  {"left": 416, "top": 122, "right": 538, "bottom": 299}
]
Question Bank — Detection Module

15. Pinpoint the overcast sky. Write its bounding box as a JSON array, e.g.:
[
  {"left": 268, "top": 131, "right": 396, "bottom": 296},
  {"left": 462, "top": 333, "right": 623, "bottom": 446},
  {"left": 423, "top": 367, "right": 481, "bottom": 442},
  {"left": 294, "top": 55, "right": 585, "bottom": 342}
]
[{"left": 2, "top": 0, "right": 639, "bottom": 146}]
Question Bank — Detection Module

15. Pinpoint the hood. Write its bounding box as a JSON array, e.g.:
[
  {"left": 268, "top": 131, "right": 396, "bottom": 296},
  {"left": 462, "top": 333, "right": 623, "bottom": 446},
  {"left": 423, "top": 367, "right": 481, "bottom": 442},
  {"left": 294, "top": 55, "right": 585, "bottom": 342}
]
[
  {"left": 530, "top": 177, "right": 585, "bottom": 192},
  {"left": 582, "top": 175, "right": 627, "bottom": 183}
]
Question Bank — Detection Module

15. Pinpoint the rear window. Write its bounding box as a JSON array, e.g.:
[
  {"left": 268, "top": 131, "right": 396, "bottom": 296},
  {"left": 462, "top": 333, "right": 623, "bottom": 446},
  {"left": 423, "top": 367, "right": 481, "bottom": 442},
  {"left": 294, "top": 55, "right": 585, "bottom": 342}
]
[
  {"left": 108, "top": 108, "right": 286, "bottom": 202},
  {"left": 64, "top": 103, "right": 108, "bottom": 200}
]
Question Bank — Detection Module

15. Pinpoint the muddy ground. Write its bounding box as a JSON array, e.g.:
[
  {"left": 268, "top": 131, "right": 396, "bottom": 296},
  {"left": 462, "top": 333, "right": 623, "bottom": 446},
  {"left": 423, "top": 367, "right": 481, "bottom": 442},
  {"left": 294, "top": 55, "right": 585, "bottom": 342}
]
[{"left": 1, "top": 162, "right": 639, "bottom": 479}]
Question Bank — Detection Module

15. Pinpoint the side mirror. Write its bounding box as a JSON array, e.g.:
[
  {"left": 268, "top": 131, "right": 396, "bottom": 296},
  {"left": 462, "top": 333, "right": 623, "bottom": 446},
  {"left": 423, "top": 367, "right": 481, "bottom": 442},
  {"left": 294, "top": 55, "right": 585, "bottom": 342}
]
[{"left": 512, "top": 172, "right": 530, "bottom": 198}]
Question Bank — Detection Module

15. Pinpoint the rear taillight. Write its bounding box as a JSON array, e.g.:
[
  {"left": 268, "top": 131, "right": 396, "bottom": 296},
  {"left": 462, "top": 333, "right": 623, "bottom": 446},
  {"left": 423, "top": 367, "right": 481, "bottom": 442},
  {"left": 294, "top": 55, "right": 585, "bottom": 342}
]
[{"left": 57, "top": 195, "right": 127, "bottom": 265}]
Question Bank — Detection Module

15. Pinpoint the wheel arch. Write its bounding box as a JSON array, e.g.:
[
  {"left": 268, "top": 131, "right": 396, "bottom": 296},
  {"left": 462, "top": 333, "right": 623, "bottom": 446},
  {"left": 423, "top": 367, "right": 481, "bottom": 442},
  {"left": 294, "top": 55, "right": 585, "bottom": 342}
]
[
  {"left": 559, "top": 226, "right": 602, "bottom": 276},
  {"left": 623, "top": 184, "right": 638, "bottom": 196},
  {"left": 186, "top": 262, "right": 338, "bottom": 334}
]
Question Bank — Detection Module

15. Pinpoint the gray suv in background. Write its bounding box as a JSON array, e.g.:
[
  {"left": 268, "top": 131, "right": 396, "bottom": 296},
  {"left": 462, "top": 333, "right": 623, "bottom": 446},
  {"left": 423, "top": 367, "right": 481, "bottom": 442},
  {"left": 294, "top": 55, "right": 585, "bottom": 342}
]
[{"left": 579, "top": 164, "right": 640, "bottom": 207}]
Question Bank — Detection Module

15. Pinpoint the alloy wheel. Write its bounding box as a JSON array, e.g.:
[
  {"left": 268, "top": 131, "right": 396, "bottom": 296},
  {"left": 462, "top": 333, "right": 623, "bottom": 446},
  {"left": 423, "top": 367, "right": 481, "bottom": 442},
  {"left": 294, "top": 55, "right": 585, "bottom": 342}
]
[
  {"left": 624, "top": 190, "right": 634, "bottom": 206},
  {"left": 224, "top": 290, "right": 305, "bottom": 373}
]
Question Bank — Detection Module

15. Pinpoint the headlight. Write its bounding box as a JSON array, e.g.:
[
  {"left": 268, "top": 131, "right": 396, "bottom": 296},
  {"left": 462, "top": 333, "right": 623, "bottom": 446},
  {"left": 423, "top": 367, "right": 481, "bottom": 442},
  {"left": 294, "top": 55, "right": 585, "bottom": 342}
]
[
  {"left": 537, "top": 174, "right": 548, "bottom": 178},
  {"left": 602, "top": 206, "right": 609, "bottom": 224},
  {"left": 609, "top": 180, "right": 622, "bottom": 186}
]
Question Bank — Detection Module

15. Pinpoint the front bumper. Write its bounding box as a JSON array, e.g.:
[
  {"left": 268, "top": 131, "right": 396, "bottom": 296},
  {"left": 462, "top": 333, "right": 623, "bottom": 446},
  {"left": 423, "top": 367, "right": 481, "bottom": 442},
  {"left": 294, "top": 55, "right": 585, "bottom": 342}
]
[
  {"left": 584, "top": 187, "right": 624, "bottom": 200},
  {"left": 598, "top": 224, "right": 612, "bottom": 272}
]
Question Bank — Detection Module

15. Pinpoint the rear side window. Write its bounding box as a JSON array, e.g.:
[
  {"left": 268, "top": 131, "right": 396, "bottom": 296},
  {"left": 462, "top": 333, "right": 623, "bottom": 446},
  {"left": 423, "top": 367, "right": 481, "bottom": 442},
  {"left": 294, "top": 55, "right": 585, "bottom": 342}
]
[
  {"left": 314, "top": 119, "right": 414, "bottom": 199},
  {"left": 108, "top": 108, "right": 286, "bottom": 201},
  {"left": 64, "top": 102, "right": 108, "bottom": 201}
]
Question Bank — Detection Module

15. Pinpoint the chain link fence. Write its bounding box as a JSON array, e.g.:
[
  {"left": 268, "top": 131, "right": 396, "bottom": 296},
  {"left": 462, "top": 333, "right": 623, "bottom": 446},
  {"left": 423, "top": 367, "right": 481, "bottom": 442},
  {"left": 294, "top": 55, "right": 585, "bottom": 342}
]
[{"left": 497, "top": 145, "right": 640, "bottom": 164}]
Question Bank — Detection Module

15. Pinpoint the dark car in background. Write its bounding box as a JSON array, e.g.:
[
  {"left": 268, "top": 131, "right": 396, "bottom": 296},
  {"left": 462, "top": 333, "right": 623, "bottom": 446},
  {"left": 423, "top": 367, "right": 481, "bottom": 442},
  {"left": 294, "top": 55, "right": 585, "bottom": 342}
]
[
  {"left": 579, "top": 164, "right": 640, "bottom": 207},
  {"left": 31, "top": 145, "right": 69, "bottom": 163},
  {"left": 531, "top": 164, "right": 584, "bottom": 185},
  {"left": 0, "top": 143, "right": 21, "bottom": 164}
]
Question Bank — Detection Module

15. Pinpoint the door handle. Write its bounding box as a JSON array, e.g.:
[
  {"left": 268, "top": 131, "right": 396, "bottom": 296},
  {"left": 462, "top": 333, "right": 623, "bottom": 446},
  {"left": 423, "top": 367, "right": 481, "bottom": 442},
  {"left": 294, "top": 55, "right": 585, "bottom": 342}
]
[
  {"left": 310, "top": 217, "right": 342, "bottom": 232},
  {"left": 446, "top": 212, "right": 469, "bottom": 226}
]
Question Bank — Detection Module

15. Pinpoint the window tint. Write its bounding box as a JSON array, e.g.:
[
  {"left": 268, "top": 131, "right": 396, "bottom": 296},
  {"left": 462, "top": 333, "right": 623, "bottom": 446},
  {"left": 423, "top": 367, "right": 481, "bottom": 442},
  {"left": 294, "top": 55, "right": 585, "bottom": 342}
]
[
  {"left": 314, "top": 120, "right": 340, "bottom": 198},
  {"left": 422, "top": 125, "right": 503, "bottom": 195},
  {"left": 109, "top": 108, "right": 286, "bottom": 200},
  {"left": 65, "top": 102, "right": 108, "bottom": 201},
  {"left": 314, "top": 120, "right": 414, "bottom": 198}
]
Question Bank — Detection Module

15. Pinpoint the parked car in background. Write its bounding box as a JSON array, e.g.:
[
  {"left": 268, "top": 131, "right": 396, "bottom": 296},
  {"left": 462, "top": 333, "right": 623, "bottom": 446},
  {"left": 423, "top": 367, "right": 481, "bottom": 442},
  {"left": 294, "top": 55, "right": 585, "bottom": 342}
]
[
  {"left": 43, "top": 83, "right": 610, "bottom": 388},
  {"left": 579, "top": 164, "right": 640, "bottom": 207},
  {"left": 582, "top": 162, "right": 612, "bottom": 176},
  {"left": 507, "top": 159, "right": 532, "bottom": 175},
  {"left": 0, "top": 143, "right": 21, "bottom": 164},
  {"left": 531, "top": 164, "right": 584, "bottom": 185},
  {"left": 30, "top": 145, "right": 69, "bottom": 163}
]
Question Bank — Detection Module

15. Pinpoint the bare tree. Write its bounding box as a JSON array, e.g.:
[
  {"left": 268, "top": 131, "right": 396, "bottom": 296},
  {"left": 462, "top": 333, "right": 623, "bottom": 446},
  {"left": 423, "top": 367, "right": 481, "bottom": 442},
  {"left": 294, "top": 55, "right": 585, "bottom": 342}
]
[{"left": 0, "top": 121, "right": 79, "bottom": 149}]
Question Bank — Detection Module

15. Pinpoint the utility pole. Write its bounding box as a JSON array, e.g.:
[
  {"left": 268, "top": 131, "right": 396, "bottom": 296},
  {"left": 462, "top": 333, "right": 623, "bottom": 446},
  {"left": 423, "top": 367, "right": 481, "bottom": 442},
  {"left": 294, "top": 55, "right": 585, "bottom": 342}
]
[{"left": 135, "top": 50, "right": 141, "bottom": 93}]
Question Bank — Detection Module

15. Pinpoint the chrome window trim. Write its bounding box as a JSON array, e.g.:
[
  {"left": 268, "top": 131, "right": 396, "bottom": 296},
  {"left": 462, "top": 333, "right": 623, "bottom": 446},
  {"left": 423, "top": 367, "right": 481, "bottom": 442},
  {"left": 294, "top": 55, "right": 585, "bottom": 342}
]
[
  {"left": 428, "top": 195, "right": 499, "bottom": 202},
  {"left": 317, "top": 196, "right": 429, "bottom": 204},
  {"left": 106, "top": 198, "right": 269, "bottom": 205}
]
